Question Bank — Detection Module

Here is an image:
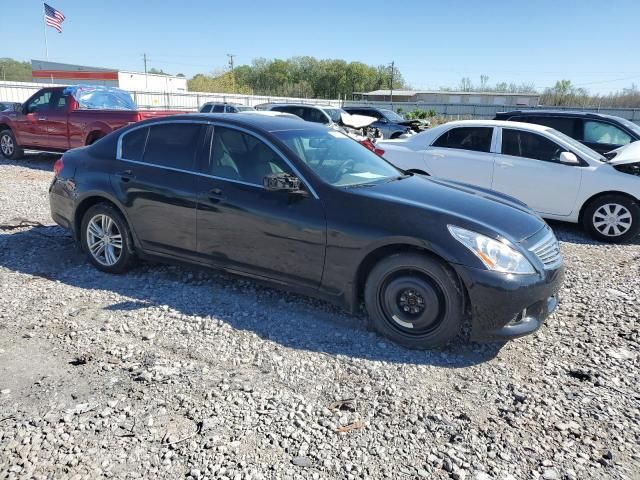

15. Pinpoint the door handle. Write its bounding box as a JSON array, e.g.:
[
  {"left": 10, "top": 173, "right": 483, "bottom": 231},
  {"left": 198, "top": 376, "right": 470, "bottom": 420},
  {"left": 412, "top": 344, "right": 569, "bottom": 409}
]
[
  {"left": 38, "top": 116, "right": 47, "bottom": 121},
  {"left": 208, "top": 188, "right": 224, "bottom": 202},
  {"left": 499, "top": 161, "right": 514, "bottom": 168},
  {"left": 116, "top": 169, "right": 134, "bottom": 182}
]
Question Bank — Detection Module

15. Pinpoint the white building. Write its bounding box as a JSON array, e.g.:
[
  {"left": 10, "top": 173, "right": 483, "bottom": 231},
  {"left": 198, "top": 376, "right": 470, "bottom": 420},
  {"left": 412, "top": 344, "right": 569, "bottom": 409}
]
[
  {"left": 31, "top": 60, "right": 187, "bottom": 93},
  {"left": 359, "top": 89, "right": 540, "bottom": 107}
]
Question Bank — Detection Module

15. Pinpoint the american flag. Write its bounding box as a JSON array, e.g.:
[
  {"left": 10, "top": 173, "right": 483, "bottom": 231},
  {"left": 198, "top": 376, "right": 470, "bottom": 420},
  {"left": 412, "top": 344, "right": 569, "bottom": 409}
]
[{"left": 44, "top": 3, "right": 65, "bottom": 33}]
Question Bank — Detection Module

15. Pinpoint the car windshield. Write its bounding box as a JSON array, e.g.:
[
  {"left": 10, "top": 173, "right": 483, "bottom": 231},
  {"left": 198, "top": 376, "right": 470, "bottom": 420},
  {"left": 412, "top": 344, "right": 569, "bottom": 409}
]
[
  {"left": 322, "top": 108, "right": 345, "bottom": 123},
  {"left": 617, "top": 117, "right": 640, "bottom": 137},
  {"left": 546, "top": 128, "right": 606, "bottom": 162},
  {"left": 380, "top": 109, "right": 405, "bottom": 122},
  {"left": 274, "top": 129, "right": 402, "bottom": 187}
]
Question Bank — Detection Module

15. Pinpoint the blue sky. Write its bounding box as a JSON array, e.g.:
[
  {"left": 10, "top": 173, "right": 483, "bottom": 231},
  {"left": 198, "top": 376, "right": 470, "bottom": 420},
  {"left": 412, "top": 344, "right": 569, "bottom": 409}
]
[{"left": 5, "top": 0, "right": 640, "bottom": 93}]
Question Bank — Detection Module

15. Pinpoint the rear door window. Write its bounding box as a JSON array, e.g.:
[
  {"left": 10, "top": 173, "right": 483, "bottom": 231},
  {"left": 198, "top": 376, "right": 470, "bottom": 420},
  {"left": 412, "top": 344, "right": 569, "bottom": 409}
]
[
  {"left": 142, "top": 123, "right": 203, "bottom": 170},
  {"left": 432, "top": 127, "right": 493, "bottom": 153},
  {"left": 526, "top": 116, "right": 579, "bottom": 138},
  {"left": 212, "top": 105, "right": 224, "bottom": 113},
  {"left": 502, "top": 129, "right": 562, "bottom": 162},
  {"left": 301, "top": 108, "right": 328, "bottom": 124},
  {"left": 200, "top": 105, "right": 212, "bottom": 113},
  {"left": 121, "top": 127, "right": 149, "bottom": 161}
]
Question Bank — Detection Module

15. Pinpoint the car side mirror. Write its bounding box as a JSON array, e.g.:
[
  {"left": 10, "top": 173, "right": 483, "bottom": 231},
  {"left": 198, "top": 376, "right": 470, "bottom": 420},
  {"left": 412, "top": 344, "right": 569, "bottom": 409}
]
[
  {"left": 559, "top": 151, "right": 580, "bottom": 165},
  {"left": 379, "top": 117, "right": 388, "bottom": 124},
  {"left": 263, "top": 172, "right": 305, "bottom": 194}
]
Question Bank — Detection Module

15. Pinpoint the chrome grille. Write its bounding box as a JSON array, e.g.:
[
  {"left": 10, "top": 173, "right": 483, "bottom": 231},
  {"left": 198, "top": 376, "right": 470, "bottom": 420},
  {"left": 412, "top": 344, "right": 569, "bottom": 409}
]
[{"left": 529, "top": 231, "right": 563, "bottom": 270}]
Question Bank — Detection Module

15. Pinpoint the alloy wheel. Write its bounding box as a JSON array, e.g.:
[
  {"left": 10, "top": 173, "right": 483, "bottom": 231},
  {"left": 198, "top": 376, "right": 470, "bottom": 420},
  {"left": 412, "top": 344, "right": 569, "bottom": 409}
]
[
  {"left": 86, "top": 214, "right": 123, "bottom": 266},
  {"left": 592, "top": 203, "right": 633, "bottom": 237},
  {"left": 0, "top": 134, "right": 14, "bottom": 157}
]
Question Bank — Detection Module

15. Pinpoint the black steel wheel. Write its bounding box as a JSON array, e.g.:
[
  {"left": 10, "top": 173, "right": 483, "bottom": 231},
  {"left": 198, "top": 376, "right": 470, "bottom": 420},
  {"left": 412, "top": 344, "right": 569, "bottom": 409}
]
[{"left": 364, "top": 253, "right": 464, "bottom": 349}]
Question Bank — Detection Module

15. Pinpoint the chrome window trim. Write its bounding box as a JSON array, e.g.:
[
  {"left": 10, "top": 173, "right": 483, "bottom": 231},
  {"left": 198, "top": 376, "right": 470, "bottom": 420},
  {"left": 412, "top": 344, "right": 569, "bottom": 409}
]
[
  {"left": 115, "top": 119, "right": 320, "bottom": 199},
  {"left": 116, "top": 119, "right": 208, "bottom": 161}
]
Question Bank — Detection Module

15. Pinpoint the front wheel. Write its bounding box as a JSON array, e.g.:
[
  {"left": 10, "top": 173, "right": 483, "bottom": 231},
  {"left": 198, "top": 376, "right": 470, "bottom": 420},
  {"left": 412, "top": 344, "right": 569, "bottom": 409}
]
[
  {"left": 81, "top": 203, "right": 136, "bottom": 273},
  {"left": 0, "top": 129, "right": 24, "bottom": 160},
  {"left": 582, "top": 194, "right": 640, "bottom": 243},
  {"left": 364, "top": 253, "right": 464, "bottom": 349}
]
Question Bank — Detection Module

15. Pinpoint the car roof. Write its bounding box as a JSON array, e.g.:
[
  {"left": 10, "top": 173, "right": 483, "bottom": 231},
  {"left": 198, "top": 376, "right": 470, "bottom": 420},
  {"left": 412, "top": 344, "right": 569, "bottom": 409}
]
[
  {"left": 132, "top": 113, "right": 317, "bottom": 133},
  {"left": 440, "top": 119, "right": 551, "bottom": 132},
  {"left": 268, "top": 103, "right": 338, "bottom": 109},
  {"left": 497, "top": 109, "right": 626, "bottom": 121},
  {"left": 202, "top": 102, "right": 245, "bottom": 106}
]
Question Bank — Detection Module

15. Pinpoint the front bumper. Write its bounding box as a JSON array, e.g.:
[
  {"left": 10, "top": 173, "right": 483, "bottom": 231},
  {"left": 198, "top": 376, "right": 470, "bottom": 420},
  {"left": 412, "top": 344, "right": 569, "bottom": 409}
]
[{"left": 452, "top": 264, "right": 564, "bottom": 342}]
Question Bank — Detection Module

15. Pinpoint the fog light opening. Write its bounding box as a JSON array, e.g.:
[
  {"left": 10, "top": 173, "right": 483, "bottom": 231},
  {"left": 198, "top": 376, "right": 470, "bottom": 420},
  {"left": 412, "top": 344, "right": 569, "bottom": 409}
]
[{"left": 508, "top": 307, "right": 528, "bottom": 326}]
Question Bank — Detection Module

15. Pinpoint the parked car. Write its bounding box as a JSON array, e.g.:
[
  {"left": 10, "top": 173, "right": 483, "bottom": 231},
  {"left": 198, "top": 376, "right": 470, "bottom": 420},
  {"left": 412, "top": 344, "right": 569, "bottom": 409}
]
[
  {"left": 494, "top": 110, "right": 640, "bottom": 155},
  {"left": 0, "top": 85, "right": 185, "bottom": 159},
  {"left": 49, "top": 114, "right": 563, "bottom": 349},
  {"left": 0, "top": 102, "right": 21, "bottom": 112},
  {"left": 378, "top": 120, "right": 640, "bottom": 242},
  {"left": 264, "top": 103, "right": 346, "bottom": 126},
  {"left": 199, "top": 102, "right": 255, "bottom": 113},
  {"left": 263, "top": 102, "right": 382, "bottom": 147},
  {"left": 343, "top": 106, "right": 429, "bottom": 139},
  {"left": 237, "top": 110, "right": 301, "bottom": 120}
]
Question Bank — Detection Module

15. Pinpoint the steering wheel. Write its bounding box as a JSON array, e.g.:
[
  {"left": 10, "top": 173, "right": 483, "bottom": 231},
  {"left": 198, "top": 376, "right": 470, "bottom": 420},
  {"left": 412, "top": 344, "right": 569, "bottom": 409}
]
[{"left": 332, "top": 159, "right": 356, "bottom": 183}]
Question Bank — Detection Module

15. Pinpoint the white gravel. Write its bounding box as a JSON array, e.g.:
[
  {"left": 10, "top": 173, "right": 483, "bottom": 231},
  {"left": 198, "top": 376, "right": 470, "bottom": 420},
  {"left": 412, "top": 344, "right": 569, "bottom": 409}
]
[{"left": 0, "top": 154, "right": 639, "bottom": 480}]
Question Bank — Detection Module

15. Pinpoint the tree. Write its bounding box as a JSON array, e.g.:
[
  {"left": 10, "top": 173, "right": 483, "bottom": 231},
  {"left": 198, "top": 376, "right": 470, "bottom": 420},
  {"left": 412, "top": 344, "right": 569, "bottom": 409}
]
[
  {"left": 187, "top": 56, "right": 408, "bottom": 98},
  {"left": 147, "top": 67, "right": 170, "bottom": 76},
  {"left": 0, "top": 58, "right": 32, "bottom": 82}
]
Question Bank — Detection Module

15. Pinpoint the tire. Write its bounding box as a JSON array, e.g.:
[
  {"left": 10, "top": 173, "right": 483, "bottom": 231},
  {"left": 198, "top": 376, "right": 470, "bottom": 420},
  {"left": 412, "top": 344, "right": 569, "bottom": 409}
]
[
  {"left": 582, "top": 194, "right": 640, "bottom": 243},
  {"left": 87, "top": 133, "right": 104, "bottom": 145},
  {"left": 0, "top": 129, "right": 24, "bottom": 160},
  {"left": 80, "top": 203, "right": 136, "bottom": 273},
  {"left": 364, "top": 253, "right": 464, "bottom": 349}
]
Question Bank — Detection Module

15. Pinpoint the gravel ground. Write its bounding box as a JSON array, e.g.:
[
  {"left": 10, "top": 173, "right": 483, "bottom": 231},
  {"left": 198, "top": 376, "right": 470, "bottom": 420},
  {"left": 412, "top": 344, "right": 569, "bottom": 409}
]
[{"left": 0, "top": 154, "right": 639, "bottom": 480}]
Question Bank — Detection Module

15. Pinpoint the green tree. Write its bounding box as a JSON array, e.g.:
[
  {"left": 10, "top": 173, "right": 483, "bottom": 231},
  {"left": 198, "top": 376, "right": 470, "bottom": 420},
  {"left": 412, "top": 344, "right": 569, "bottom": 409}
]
[{"left": 0, "top": 58, "right": 32, "bottom": 82}]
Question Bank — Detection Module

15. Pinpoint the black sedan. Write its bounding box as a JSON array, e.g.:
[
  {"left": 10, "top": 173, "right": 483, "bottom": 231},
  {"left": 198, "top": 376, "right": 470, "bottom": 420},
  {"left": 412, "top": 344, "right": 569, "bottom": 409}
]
[{"left": 49, "top": 114, "right": 564, "bottom": 349}]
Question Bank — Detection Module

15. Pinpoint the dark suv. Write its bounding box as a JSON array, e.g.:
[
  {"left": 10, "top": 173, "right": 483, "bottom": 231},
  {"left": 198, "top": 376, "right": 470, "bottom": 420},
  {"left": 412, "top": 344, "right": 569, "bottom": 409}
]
[{"left": 494, "top": 110, "right": 640, "bottom": 154}]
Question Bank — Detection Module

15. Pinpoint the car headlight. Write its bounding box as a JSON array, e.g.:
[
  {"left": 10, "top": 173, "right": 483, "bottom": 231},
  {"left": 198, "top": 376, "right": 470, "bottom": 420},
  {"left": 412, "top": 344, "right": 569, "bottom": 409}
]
[{"left": 448, "top": 225, "right": 535, "bottom": 275}]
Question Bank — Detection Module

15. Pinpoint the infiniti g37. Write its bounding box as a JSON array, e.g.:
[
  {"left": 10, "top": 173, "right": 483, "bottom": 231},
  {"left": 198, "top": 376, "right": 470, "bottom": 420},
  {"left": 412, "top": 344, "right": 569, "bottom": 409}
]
[{"left": 49, "top": 115, "right": 564, "bottom": 348}]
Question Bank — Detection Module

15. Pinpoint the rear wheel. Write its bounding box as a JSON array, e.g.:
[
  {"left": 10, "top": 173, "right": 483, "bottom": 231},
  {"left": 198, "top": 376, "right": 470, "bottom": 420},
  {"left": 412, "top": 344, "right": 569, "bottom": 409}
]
[
  {"left": 0, "top": 130, "right": 24, "bottom": 160},
  {"left": 364, "top": 253, "right": 464, "bottom": 349},
  {"left": 582, "top": 194, "right": 640, "bottom": 243},
  {"left": 81, "top": 203, "right": 135, "bottom": 273}
]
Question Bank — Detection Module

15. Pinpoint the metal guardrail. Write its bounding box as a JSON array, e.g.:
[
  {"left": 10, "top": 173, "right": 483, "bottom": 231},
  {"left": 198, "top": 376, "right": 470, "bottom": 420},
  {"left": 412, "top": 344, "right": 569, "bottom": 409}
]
[
  {"left": 2, "top": 81, "right": 639, "bottom": 124},
  {"left": 0, "top": 80, "right": 342, "bottom": 110},
  {"left": 343, "top": 101, "right": 640, "bottom": 124}
]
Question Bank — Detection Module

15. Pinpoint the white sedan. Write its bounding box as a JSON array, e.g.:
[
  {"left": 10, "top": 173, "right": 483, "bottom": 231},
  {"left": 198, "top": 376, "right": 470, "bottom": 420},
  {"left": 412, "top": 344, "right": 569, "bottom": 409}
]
[{"left": 377, "top": 120, "right": 640, "bottom": 242}]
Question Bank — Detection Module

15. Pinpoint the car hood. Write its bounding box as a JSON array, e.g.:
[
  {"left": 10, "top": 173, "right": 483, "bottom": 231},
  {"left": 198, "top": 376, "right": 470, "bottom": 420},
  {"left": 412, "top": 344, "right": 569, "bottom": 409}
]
[
  {"left": 360, "top": 175, "right": 545, "bottom": 243},
  {"left": 607, "top": 141, "right": 640, "bottom": 165}
]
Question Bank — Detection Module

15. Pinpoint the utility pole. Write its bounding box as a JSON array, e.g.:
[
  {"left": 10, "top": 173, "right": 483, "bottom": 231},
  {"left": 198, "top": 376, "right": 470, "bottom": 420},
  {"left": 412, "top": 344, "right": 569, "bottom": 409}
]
[
  {"left": 227, "top": 53, "right": 236, "bottom": 93},
  {"left": 389, "top": 61, "right": 395, "bottom": 108},
  {"left": 143, "top": 53, "right": 148, "bottom": 89}
]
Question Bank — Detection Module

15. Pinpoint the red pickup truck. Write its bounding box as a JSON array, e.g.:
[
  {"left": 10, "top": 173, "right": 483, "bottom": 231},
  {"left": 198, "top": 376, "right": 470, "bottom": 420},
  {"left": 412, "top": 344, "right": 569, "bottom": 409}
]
[{"left": 0, "top": 85, "right": 184, "bottom": 159}]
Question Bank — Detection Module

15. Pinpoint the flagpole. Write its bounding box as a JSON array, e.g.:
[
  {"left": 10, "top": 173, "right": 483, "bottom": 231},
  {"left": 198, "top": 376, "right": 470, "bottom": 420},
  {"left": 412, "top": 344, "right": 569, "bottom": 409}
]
[{"left": 43, "top": 4, "right": 53, "bottom": 83}]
